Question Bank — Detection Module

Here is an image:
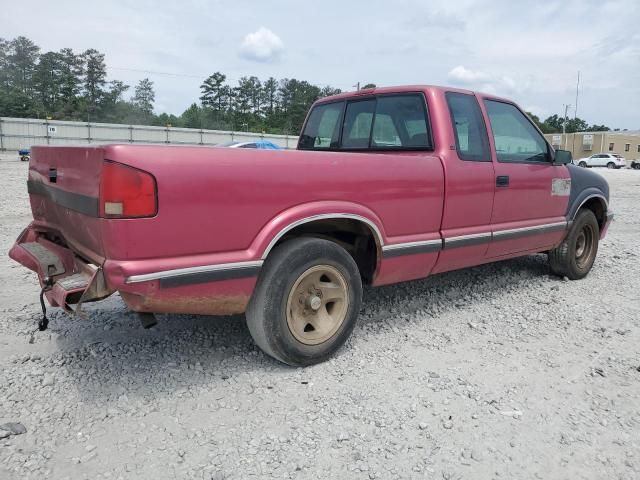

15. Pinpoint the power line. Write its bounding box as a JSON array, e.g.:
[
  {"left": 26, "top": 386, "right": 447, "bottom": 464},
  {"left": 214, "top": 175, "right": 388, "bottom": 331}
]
[
  {"left": 108, "top": 66, "right": 205, "bottom": 79},
  {"left": 107, "top": 66, "right": 356, "bottom": 89}
]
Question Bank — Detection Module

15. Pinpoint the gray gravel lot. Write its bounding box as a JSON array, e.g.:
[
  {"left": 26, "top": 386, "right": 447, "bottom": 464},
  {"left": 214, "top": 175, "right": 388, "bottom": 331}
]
[{"left": 0, "top": 153, "right": 638, "bottom": 480}]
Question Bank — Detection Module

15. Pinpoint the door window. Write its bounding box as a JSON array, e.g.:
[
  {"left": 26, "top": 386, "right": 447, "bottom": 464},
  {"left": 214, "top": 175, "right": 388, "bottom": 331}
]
[
  {"left": 342, "top": 100, "right": 376, "bottom": 149},
  {"left": 484, "top": 100, "right": 549, "bottom": 163},
  {"left": 298, "top": 101, "right": 344, "bottom": 149},
  {"left": 445, "top": 92, "right": 491, "bottom": 161}
]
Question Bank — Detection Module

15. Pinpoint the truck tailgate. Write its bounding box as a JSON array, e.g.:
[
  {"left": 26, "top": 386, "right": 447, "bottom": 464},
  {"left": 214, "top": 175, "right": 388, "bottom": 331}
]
[{"left": 27, "top": 146, "right": 105, "bottom": 262}]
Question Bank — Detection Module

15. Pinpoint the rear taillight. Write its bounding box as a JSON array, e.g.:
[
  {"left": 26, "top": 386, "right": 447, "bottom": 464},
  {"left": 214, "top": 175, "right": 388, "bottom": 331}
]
[{"left": 99, "top": 161, "right": 157, "bottom": 218}]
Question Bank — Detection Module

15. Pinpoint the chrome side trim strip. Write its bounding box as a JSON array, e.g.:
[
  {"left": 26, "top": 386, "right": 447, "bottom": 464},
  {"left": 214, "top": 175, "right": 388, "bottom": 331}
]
[
  {"left": 382, "top": 239, "right": 442, "bottom": 258},
  {"left": 261, "top": 213, "right": 384, "bottom": 260},
  {"left": 493, "top": 221, "right": 567, "bottom": 241},
  {"left": 124, "top": 221, "right": 570, "bottom": 285},
  {"left": 444, "top": 231, "right": 492, "bottom": 249},
  {"left": 125, "top": 260, "right": 264, "bottom": 284}
]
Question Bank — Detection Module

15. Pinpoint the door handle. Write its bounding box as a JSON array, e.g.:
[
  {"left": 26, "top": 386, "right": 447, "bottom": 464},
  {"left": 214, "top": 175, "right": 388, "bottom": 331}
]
[{"left": 496, "top": 175, "right": 509, "bottom": 187}]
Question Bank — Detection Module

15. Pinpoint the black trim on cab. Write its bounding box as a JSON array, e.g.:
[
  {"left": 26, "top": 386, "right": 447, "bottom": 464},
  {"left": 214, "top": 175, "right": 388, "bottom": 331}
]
[
  {"left": 27, "top": 180, "right": 99, "bottom": 217},
  {"left": 159, "top": 264, "right": 262, "bottom": 288},
  {"left": 382, "top": 241, "right": 443, "bottom": 258}
]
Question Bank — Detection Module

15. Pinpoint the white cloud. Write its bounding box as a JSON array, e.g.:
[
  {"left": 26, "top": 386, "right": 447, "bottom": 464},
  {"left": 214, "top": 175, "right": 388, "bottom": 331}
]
[
  {"left": 447, "top": 65, "right": 490, "bottom": 85},
  {"left": 447, "top": 65, "right": 521, "bottom": 96},
  {"left": 239, "top": 27, "right": 284, "bottom": 62}
]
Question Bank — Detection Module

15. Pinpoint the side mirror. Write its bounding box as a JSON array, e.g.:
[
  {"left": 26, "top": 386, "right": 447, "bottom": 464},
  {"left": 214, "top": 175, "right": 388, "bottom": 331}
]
[{"left": 554, "top": 149, "right": 572, "bottom": 165}]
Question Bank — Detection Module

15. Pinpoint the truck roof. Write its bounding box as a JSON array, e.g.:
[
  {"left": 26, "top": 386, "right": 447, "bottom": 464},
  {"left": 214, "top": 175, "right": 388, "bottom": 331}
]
[{"left": 315, "top": 84, "right": 512, "bottom": 105}]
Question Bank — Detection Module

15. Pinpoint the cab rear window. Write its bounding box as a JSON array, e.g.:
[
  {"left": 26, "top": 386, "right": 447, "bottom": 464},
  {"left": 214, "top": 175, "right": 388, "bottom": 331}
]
[{"left": 298, "top": 94, "right": 432, "bottom": 151}]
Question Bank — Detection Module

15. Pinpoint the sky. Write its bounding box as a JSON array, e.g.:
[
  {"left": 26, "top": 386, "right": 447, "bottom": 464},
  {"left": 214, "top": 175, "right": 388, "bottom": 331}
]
[{"left": 2, "top": 0, "right": 639, "bottom": 129}]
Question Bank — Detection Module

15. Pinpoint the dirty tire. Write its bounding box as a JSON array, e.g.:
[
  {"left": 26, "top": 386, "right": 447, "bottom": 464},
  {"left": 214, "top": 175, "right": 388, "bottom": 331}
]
[
  {"left": 548, "top": 209, "right": 599, "bottom": 280},
  {"left": 246, "top": 237, "right": 362, "bottom": 366},
  {"left": 607, "top": 162, "right": 615, "bottom": 169},
  {"left": 578, "top": 161, "right": 587, "bottom": 168}
]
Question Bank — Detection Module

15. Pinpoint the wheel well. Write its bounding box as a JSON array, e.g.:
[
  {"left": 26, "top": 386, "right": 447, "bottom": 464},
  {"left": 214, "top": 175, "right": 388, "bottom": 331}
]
[
  {"left": 580, "top": 197, "right": 606, "bottom": 230},
  {"left": 270, "top": 218, "right": 379, "bottom": 284}
]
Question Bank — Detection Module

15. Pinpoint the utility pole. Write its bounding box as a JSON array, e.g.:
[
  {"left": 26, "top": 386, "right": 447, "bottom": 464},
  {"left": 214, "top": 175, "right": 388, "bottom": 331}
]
[
  {"left": 562, "top": 103, "right": 571, "bottom": 149},
  {"left": 353, "top": 82, "right": 360, "bottom": 91},
  {"left": 574, "top": 71, "right": 580, "bottom": 120}
]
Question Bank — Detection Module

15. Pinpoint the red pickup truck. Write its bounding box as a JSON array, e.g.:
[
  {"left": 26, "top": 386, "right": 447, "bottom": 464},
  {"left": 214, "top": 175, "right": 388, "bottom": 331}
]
[{"left": 10, "top": 85, "right": 613, "bottom": 366}]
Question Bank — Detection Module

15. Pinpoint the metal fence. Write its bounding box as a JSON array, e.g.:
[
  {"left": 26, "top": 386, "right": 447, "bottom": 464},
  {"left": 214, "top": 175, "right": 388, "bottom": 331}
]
[{"left": 0, "top": 117, "right": 300, "bottom": 151}]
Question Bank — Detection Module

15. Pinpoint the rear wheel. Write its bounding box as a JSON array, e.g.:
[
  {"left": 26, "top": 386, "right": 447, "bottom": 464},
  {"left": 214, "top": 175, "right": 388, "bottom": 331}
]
[
  {"left": 578, "top": 161, "right": 587, "bottom": 168},
  {"left": 548, "top": 209, "right": 599, "bottom": 280},
  {"left": 246, "top": 237, "right": 362, "bottom": 366},
  {"left": 607, "top": 162, "right": 615, "bottom": 169}
]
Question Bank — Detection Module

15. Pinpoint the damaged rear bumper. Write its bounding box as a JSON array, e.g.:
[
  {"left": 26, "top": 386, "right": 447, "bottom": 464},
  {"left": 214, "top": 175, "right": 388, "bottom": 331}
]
[
  {"left": 9, "top": 224, "right": 257, "bottom": 316},
  {"left": 8, "top": 224, "right": 114, "bottom": 311}
]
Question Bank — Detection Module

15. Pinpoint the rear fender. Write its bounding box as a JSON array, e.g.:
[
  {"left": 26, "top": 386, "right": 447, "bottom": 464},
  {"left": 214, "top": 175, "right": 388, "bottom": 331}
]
[{"left": 249, "top": 200, "right": 386, "bottom": 263}]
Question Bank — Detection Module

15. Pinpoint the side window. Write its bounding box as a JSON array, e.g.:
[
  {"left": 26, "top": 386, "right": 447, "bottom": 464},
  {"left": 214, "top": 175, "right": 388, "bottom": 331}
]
[
  {"left": 445, "top": 92, "right": 491, "bottom": 161},
  {"left": 341, "top": 100, "right": 376, "bottom": 149},
  {"left": 371, "top": 113, "right": 401, "bottom": 147},
  {"left": 239, "top": 143, "right": 257, "bottom": 149},
  {"left": 299, "top": 94, "right": 432, "bottom": 150},
  {"left": 371, "top": 95, "right": 430, "bottom": 148},
  {"left": 298, "top": 101, "right": 344, "bottom": 150},
  {"left": 484, "top": 100, "right": 548, "bottom": 163}
]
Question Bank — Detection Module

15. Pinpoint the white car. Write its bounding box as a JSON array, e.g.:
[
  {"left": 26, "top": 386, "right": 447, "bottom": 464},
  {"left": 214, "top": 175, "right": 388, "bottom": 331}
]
[{"left": 574, "top": 153, "right": 626, "bottom": 169}]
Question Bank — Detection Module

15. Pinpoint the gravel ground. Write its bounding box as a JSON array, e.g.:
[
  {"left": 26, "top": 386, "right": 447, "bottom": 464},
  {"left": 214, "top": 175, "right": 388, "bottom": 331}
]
[{"left": 0, "top": 152, "right": 638, "bottom": 480}]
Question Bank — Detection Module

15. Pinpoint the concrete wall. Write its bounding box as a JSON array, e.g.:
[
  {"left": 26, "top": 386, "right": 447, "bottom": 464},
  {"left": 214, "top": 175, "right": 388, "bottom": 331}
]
[
  {"left": 0, "top": 117, "right": 300, "bottom": 151},
  {"left": 544, "top": 131, "right": 640, "bottom": 160}
]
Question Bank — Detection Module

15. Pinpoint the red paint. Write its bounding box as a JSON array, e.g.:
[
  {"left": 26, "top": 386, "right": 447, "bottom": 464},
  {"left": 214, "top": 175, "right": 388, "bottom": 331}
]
[{"left": 9, "top": 85, "right": 601, "bottom": 316}]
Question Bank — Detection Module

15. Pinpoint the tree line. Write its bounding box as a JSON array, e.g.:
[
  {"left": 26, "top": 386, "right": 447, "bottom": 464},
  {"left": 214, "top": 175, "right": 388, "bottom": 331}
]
[
  {"left": 0, "top": 36, "right": 344, "bottom": 134},
  {"left": 1, "top": 36, "right": 156, "bottom": 125},
  {"left": 1, "top": 35, "right": 616, "bottom": 135},
  {"left": 526, "top": 112, "right": 611, "bottom": 134}
]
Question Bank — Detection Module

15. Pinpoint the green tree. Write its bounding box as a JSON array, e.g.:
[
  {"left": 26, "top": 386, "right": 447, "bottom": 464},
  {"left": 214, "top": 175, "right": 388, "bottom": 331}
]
[
  {"left": 8, "top": 36, "right": 40, "bottom": 95},
  {"left": 542, "top": 114, "right": 564, "bottom": 133},
  {"left": 587, "top": 124, "right": 610, "bottom": 132},
  {"left": 200, "top": 72, "right": 227, "bottom": 110},
  {"left": 133, "top": 78, "right": 155, "bottom": 115},
  {"left": 181, "top": 103, "right": 203, "bottom": 128},
  {"left": 565, "top": 117, "right": 588, "bottom": 133},
  {"left": 0, "top": 38, "right": 10, "bottom": 90},
  {"left": 58, "top": 48, "right": 84, "bottom": 109},
  {"left": 262, "top": 77, "right": 278, "bottom": 116},
  {"left": 320, "top": 86, "right": 341, "bottom": 98},
  {"left": 32, "top": 51, "right": 63, "bottom": 114},
  {"left": 82, "top": 48, "right": 106, "bottom": 119},
  {"left": 154, "top": 112, "right": 181, "bottom": 127}
]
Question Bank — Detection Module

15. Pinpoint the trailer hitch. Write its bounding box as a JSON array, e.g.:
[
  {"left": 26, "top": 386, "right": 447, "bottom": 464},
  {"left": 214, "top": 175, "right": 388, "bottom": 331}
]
[{"left": 29, "top": 277, "right": 54, "bottom": 343}]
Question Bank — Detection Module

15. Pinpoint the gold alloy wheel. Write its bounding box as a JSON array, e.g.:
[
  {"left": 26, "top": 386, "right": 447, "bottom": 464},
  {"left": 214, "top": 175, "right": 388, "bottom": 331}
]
[
  {"left": 286, "top": 265, "right": 350, "bottom": 345},
  {"left": 575, "top": 223, "right": 596, "bottom": 270}
]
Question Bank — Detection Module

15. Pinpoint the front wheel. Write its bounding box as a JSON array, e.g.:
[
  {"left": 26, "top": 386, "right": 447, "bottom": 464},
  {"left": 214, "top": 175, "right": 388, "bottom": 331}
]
[
  {"left": 246, "top": 237, "right": 362, "bottom": 366},
  {"left": 607, "top": 162, "right": 615, "bottom": 169},
  {"left": 633, "top": 163, "right": 640, "bottom": 170},
  {"left": 548, "top": 209, "right": 599, "bottom": 280},
  {"left": 578, "top": 161, "right": 587, "bottom": 168}
]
